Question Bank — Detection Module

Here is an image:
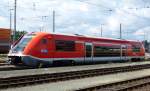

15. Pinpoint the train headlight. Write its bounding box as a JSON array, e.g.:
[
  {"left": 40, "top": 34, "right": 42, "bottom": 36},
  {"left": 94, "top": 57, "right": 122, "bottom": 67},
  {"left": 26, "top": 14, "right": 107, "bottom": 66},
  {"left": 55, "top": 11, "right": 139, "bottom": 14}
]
[{"left": 18, "top": 51, "right": 22, "bottom": 54}]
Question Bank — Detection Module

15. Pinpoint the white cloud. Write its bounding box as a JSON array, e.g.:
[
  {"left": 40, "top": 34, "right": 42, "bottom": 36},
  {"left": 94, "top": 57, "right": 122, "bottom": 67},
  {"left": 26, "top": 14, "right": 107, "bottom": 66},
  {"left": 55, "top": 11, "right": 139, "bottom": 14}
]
[
  {"left": 1, "top": 0, "right": 150, "bottom": 41},
  {"left": 134, "top": 30, "right": 145, "bottom": 36},
  {"left": 106, "top": 16, "right": 120, "bottom": 30},
  {"left": 0, "top": 16, "right": 8, "bottom": 28},
  {"left": 0, "top": 16, "right": 6, "bottom": 21},
  {"left": 88, "top": 26, "right": 100, "bottom": 34},
  {"left": 79, "top": 3, "right": 89, "bottom": 12},
  {"left": 134, "top": 27, "right": 150, "bottom": 36}
]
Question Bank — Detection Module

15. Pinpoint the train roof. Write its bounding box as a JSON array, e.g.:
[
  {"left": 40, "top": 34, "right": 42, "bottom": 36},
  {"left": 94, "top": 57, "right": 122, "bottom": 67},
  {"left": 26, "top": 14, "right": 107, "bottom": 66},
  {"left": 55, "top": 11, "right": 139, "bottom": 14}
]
[
  {"left": 32, "top": 32, "right": 142, "bottom": 44},
  {"left": 0, "top": 28, "right": 10, "bottom": 31}
]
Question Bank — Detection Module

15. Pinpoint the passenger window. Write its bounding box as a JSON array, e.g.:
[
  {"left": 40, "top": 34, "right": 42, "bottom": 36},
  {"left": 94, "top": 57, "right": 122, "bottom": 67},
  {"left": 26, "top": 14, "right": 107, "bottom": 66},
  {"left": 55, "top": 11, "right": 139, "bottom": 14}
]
[
  {"left": 41, "top": 39, "right": 47, "bottom": 44},
  {"left": 94, "top": 45, "right": 121, "bottom": 57},
  {"left": 132, "top": 45, "right": 140, "bottom": 52},
  {"left": 55, "top": 40, "right": 75, "bottom": 51}
]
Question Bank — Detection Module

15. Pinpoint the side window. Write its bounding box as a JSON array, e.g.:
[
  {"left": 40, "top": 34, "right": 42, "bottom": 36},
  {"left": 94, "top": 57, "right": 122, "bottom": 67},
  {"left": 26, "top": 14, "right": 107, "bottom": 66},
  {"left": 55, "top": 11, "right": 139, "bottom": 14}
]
[
  {"left": 132, "top": 45, "right": 141, "bottom": 52},
  {"left": 94, "top": 45, "right": 121, "bottom": 57},
  {"left": 55, "top": 40, "right": 75, "bottom": 51},
  {"left": 41, "top": 39, "right": 47, "bottom": 44}
]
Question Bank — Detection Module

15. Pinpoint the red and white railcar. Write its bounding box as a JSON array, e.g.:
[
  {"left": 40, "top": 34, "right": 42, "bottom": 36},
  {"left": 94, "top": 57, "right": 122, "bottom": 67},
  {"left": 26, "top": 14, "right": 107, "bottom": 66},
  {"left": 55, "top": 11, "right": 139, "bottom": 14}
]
[{"left": 8, "top": 32, "right": 145, "bottom": 67}]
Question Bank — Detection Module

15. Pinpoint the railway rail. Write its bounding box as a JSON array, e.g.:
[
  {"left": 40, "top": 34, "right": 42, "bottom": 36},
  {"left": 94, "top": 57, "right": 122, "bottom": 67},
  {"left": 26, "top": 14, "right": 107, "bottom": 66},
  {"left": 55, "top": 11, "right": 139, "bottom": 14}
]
[
  {"left": 1, "top": 63, "right": 150, "bottom": 89},
  {"left": 76, "top": 75, "right": 150, "bottom": 91},
  {"left": 0, "top": 63, "right": 10, "bottom": 66},
  {"left": 0, "top": 65, "right": 33, "bottom": 71},
  {"left": 0, "top": 61, "right": 34, "bottom": 71}
]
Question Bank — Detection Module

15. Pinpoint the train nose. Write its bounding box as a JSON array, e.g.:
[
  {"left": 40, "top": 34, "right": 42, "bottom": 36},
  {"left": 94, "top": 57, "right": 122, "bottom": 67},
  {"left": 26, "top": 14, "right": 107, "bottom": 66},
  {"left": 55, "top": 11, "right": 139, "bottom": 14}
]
[
  {"left": 8, "top": 51, "right": 24, "bottom": 65},
  {"left": 21, "top": 56, "right": 52, "bottom": 68}
]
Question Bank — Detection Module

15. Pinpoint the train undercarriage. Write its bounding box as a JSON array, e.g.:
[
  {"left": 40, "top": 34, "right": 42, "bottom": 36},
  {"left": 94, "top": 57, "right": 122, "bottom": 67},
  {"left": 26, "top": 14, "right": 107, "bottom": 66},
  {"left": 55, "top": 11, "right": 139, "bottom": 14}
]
[
  {"left": 8, "top": 56, "right": 23, "bottom": 65},
  {"left": 8, "top": 55, "right": 145, "bottom": 68}
]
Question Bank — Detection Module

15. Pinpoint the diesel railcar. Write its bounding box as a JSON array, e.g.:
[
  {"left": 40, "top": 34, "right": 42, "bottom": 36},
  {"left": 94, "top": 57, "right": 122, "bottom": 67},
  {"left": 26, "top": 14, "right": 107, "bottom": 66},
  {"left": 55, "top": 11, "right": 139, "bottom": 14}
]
[{"left": 8, "top": 32, "right": 145, "bottom": 67}]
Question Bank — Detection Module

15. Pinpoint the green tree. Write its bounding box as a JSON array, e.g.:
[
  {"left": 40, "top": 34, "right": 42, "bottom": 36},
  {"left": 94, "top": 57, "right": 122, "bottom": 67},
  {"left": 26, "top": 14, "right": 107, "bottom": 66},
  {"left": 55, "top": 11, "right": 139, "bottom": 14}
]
[{"left": 11, "top": 31, "right": 27, "bottom": 41}]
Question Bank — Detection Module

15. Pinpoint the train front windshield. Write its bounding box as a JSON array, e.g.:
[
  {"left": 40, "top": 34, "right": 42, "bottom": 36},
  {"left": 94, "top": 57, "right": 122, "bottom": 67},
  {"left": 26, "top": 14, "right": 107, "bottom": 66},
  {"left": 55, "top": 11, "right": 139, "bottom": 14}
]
[{"left": 13, "top": 36, "right": 33, "bottom": 52}]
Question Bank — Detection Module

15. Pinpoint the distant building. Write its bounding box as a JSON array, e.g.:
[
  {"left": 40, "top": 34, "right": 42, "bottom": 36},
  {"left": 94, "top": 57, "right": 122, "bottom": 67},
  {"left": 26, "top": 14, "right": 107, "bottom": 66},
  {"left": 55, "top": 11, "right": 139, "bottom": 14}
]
[{"left": 0, "top": 28, "right": 11, "bottom": 53}]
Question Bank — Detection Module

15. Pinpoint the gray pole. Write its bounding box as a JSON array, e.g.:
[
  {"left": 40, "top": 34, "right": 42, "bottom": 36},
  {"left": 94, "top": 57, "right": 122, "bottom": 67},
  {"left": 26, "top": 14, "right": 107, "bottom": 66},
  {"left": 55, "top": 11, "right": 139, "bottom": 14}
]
[
  {"left": 120, "top": 23, "right": 122, "bottom": 39},
  {"left": 9, "top": 9, "right": 13, "bottom": 48},
  {"left": 9, "top": 9, "right": 13, "bottom": 32},
  {"left": 100, "top": 24, "right": 103, "bottom": 37},
  {"left": 14, "top": 0, "right": 17, "bottom": 42},
  {"left": 53, "top": 11, "right": 55, "bottom": 33}
]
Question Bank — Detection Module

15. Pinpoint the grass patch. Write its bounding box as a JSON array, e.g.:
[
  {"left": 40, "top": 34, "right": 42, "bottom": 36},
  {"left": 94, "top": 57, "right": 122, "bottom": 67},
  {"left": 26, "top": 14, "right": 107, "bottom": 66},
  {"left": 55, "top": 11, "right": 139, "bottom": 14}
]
[
  {"left": 0, "top": 54, "right": 7, "bottom": 57},
  {"left": 0, "top": 54, "right": 8, "bottom": 63}
]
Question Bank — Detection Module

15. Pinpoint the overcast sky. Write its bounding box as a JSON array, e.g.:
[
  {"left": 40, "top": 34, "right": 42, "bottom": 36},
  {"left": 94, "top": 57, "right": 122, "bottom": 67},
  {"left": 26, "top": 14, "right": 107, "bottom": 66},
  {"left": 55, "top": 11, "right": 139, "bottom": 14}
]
[{"left": 0, "top": 0, "right": 150, "bottom": 41}]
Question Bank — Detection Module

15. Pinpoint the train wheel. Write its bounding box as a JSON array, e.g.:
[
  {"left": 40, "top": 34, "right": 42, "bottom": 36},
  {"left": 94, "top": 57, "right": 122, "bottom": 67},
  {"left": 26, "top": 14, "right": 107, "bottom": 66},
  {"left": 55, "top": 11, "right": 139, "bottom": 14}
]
[
  {"left": 71, "top": 60, "right": 75, "bottom": 65},
  {"left": 37, "top": 63, "right": 43, "bottom": 68},
  {"left": 64, "top": 60, "right": 75, "bottom": 66},
  {"left": 10, "top": 59, "right": 18, "bottom": 65}
]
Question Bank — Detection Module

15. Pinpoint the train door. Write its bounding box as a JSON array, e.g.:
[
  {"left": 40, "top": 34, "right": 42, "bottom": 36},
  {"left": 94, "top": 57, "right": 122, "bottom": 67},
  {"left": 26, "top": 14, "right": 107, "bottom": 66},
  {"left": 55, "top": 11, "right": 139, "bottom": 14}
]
[
  {"left": 120, "top": 45, "right": 127, "bottom": 60},
  {"left": 85, "top": 43, "right": 93, "bottom": 62}
]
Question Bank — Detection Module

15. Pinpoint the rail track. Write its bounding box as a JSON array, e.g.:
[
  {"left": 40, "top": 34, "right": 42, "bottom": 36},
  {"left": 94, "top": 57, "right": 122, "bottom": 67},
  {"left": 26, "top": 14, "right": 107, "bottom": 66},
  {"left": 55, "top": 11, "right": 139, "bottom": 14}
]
[
  {"left": 0, "top": 63, "right": 10, "bottom": 66},
  {"left": 76, "top": 75, "right": 150, "bottom": 91},
  {"left": 0, "top": 61, "right": 33, "bottom": 71},
  {"left": 1, "top": 64, "right": 150, "bottom": 89},
  {"left": 0, "top": 65, "right": 33, "bottom": 71}
]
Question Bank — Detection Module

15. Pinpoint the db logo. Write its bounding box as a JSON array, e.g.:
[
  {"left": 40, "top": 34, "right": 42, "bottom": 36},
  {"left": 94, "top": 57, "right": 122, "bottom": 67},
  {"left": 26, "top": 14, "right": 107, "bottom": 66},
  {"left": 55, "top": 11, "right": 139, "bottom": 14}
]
[{"left": 41, "top": 49, "right": 48, "bottom": 53}]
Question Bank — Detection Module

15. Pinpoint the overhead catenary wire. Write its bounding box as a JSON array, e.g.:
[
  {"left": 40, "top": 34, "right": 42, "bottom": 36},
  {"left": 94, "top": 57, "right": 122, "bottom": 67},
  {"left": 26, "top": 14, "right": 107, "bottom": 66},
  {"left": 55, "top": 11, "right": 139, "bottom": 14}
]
[
  {"left": 1, "top": 0, "right": 150, "bottom": 40},
  {"left": 3, "top": 0, "right": 150, "bottom": 24},
  {"left": 76, "top": 0, "right": 150, "bottom": 18}
]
